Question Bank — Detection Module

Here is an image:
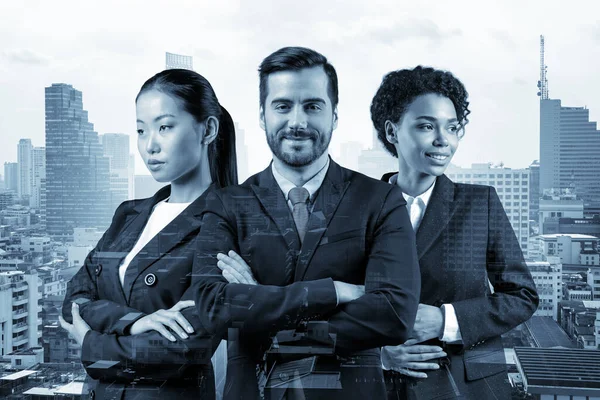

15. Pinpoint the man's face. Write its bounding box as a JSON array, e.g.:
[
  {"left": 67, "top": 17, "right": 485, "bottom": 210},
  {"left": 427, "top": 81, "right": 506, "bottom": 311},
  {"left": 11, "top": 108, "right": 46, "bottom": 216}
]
[{"left": 260, "top": 66, "right": 338, "bottom": 167}]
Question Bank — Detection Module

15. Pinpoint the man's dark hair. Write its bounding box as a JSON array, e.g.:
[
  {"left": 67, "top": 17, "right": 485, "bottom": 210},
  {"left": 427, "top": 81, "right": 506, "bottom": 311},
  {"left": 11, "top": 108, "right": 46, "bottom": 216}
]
[
  {"left": 370, "top": 66, "right": 471, "bottom": 157},
  {"left": 258, "top": 46, "right": 338, "bottom": 109}
]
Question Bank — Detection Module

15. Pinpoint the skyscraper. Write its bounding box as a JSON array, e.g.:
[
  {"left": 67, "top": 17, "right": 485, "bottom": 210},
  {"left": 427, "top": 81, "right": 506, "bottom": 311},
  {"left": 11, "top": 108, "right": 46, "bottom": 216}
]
[
  {"left": 17, "top": 139, "right": 32, "bottom": 200},
  {"left": 100, "top": 133, "right": 131, "bottom": 213},
  {"left": 529, "top": 160, "right": 540, "bottom": 221},
  {"left": 538, "top": 37, "right": 600, "bottom": 215},
  {"left": 45, "top": 84, "right": 111, "bottom": 238},
  {"left": 165, "top": 52, "right": 194, "bottom": 70},
  {"left": 30, "top": 147, "right": 45, "bottom": 210},
  {"left": 3, "top": 162, "right": 18, "bottom": 192}
]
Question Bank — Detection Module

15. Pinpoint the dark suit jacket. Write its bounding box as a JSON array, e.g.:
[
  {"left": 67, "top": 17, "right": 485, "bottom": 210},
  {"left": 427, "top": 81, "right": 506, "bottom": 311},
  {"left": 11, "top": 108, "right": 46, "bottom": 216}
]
[
  {"left": 191, "top": 159, "right": 421, "bottom": 400},
  {"left": 63, "top": 185, "right": 220, "bottom": 400},
  {"left": 381, "top": 173, "right": 539, "bottom": 399}
]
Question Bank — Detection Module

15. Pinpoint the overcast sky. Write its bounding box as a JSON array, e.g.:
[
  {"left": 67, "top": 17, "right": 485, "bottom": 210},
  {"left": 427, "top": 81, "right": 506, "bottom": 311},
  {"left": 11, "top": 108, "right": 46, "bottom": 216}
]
[{"left": 1, "top": 0, "right": 599, "bottom": 177}]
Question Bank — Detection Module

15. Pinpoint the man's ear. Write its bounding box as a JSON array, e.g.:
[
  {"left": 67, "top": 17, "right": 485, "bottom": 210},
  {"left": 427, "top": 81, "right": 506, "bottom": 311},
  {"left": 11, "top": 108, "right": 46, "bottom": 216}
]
[
  {"left": 202, "top": 116, "right": 219, "bottom": 145},
  {"left": 332, "top": 107, "right": 338, "bottom": 130},
  {"left": 385, "top": 120, "right": 398, "bottom": 144},
  {"left": 259, "top": 106, "right": 265, "bottom": 131}
]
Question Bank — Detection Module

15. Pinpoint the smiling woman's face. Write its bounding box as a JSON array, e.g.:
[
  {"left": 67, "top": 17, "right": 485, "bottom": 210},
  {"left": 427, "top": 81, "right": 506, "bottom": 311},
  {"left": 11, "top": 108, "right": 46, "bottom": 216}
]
[
  {"left": 135, "top": 89, "right": 205, "bottom": 183},
  {"left": 388, "top": 93, "right": 460, "bottom": 178}
]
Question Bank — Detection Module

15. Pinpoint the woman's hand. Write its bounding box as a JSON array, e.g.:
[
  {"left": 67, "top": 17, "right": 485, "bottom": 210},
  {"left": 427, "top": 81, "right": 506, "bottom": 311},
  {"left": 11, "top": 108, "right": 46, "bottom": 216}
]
[
  {"left": 217, "top": 250, "right": 257, "bottom": 285},
  {"left": 59, "top": 303, "right": 91, "bottom": 347},
  {"left": 129, "top": 300, "right": 195, "bottom": 342},
  {"left": 381, "top": 339, "right": 447, "bottom": 378}
]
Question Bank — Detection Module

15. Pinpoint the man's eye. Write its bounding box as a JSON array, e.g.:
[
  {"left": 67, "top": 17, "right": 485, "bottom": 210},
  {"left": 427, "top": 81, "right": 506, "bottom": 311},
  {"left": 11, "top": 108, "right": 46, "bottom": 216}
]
[
  {"left": 159, "top": 125, "right": 171, "bottom": 132},
  {"left": 137, "top": 129, "right": 144, "bottom": 135}
]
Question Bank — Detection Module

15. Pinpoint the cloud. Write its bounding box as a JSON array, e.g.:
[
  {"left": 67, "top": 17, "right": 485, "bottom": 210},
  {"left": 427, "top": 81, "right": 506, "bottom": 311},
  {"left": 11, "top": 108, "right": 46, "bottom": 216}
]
[
  {"left": 3, "top": 48, "right": 51, "bottom": 65},
  {"left": 488, "top": 29, "right": 517, "bottom": 50},
  {"left": 364, "top": 18, "right": 463, "bottom": 46}
]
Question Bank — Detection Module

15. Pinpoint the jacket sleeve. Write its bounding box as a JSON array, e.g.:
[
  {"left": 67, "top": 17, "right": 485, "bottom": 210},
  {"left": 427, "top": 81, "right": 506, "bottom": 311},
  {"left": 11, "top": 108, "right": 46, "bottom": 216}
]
[
  {"left": 192, "top": 188, "right": 421, "bottom": 353},
  {"left": 79, "top": 306, "right": 218, "bottom": 381},
  {"left": 191, "top": 191, "right": 340, "bottom": 338},
  {"left": 451, "top": 187, "right": 539, "bottom": 349},
  {"left": 324, "top": 187, "right": 421, "bottom": 353},
  {"left": 62, "top": 203, "right": 146, "bottom": 335}
]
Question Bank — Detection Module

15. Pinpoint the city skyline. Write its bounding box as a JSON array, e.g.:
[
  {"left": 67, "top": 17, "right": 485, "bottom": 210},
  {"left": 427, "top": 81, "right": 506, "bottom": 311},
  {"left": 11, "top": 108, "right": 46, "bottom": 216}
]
[{"left": 1, "top": 1, "right": 600, "bottom": 176}]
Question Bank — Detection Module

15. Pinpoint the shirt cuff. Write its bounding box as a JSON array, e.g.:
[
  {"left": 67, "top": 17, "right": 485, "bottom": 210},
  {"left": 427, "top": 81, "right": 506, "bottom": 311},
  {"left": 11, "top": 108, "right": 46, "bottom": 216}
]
[{"left": 440, "top": 304, "right": 463, "bottom": 343}]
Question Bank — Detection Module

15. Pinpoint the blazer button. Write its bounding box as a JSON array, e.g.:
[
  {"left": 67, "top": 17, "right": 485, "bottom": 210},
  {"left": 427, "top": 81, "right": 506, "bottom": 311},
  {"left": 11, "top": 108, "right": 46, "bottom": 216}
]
[
  {"left": 89, "top": 389, "right": 95, "bottom": 399},
  {"left": 94, "top": 265, "right": 102, "bottom": 276},
  {"left": 144, "top": 273, "right": 157, "bottom": 286}
]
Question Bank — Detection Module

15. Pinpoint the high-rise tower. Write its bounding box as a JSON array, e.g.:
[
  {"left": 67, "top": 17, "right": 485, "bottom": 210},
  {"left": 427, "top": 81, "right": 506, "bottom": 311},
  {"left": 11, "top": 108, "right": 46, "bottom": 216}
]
[
  {"left": 538, "top": 36, "right": 600, "bottom": 216},
  {"left": 45, "top": 84, "right": 111, "bottom": 238}
]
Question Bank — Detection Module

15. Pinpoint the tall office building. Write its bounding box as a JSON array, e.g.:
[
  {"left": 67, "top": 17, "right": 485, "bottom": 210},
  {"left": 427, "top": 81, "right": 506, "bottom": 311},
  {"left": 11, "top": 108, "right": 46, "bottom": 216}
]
[
  {"left": 3, "top": 162, "right": 18, "bottom": 192},
  {"left": 30, "top": 147, "right": 45, "bottom": 210},
  {"left": 528, "top": 160, "right": 540, "bottom": 221},
  {"left": 45, "top": 84, "right": 111, "bottom": 238},
  {"left": 446, "top": 163, "right": 530, "bottom": 255},
  {"left": 165, "top": 52, "right": 193, "bottom": 70},
  {"left": 100, "top": 133, "right": 131, "bottom": 213},
  {"left": 17, "top": 139, "right": 32, "bottom": 200},
  {"left": 538, "top": 37, "right": 600, "bottom": 215}
]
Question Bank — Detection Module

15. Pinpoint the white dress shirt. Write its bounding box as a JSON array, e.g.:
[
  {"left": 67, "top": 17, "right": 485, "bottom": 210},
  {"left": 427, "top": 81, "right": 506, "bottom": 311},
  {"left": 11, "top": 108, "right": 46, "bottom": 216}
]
[
  {"left": 271, "top": 157, "right": 330, "bottom": 212},
  {"left": 118, "top": 198, "right": 192, "bottom": 287},
  {"left": 389, "top": 174, "right": 462, "bottom": 343}
]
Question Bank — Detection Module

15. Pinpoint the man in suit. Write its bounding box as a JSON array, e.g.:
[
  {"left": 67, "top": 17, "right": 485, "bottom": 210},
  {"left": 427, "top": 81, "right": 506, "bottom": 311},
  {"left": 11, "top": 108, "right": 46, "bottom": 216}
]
[{"left": 191, "top": 47, "right": 421, "bottom": 399}]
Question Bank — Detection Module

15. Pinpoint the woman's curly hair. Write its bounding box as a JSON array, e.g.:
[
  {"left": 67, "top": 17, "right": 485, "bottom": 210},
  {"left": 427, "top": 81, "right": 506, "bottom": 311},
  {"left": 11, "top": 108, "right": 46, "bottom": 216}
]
[{"left": 370, "top": 66, "right": 470, "bottom": 157}]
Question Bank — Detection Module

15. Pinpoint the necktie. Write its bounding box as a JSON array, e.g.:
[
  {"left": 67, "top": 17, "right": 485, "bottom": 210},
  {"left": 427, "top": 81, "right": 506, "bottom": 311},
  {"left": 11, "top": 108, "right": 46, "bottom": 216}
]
[{"left": 289, "top": 187, "right": 310, "bottom": 243}]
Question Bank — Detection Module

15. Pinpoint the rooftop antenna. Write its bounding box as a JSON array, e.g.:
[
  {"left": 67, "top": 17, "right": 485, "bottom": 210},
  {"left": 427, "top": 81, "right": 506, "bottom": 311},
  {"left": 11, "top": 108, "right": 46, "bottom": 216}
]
[{"left": 537, "top": 35, "right": 549, "bottom": 99}]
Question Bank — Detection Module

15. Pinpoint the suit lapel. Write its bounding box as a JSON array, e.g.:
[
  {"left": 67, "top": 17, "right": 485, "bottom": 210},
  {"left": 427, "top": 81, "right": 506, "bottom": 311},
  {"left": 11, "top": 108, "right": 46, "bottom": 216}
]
[
  {"left": 416, "top": 175, "right": 460, "bottom": 259},
  {"left": 251, "top": 166, "right": 301, "bottom": 253},
  {"left": 121, "top": 186, "right": 208, "bottom": 303},
  {"left": 295, "top": 160, "right": 349, "bottom": 281}
]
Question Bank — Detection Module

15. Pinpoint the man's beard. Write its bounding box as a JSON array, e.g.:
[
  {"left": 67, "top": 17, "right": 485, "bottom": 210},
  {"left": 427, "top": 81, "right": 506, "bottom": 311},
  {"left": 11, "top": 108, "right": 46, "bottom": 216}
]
[{"left": 266, "top": 128, "right": 331, "bottom": 167}]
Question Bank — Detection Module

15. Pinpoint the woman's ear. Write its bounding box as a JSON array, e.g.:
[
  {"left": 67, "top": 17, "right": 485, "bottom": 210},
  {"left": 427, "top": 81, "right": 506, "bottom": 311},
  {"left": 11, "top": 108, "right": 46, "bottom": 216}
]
[
  {"left": 202, "top": 116, "right": 219, "bottom": 145},
  {"left": 385, "top": 120, "right": 398, "bottom": 145}
]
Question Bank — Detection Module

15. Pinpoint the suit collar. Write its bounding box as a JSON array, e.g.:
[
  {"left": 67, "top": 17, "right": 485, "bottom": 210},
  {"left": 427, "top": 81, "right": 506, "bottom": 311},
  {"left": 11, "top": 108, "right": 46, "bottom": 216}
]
[
  {"left": 381, "top": 172, "right": 458, "bottom": 258},
  {"left": 415, "top": 174, "right": 458, "bottom": 258},
  {"left": 251, "top": 158, "right": 350, "bottom": 281},
  {"left": 120, "top": 185, "right": 213, "bottom": 303}
]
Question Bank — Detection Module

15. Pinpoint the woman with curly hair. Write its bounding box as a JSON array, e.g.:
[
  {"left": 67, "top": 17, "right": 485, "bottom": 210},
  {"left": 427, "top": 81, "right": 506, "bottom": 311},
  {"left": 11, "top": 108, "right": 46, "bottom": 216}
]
[{"left": 370, "top": 66, "right": 538, "bottom": 399}]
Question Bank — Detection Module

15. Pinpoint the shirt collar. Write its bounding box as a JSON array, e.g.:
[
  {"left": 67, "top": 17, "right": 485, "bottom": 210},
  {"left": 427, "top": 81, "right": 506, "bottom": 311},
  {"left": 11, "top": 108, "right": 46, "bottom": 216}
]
[
  {"left": 271, "top": 157, "right": 330, "bottom": 202},
  {"left": 388, "top": 173, "right": 436, "bottom": 208}
]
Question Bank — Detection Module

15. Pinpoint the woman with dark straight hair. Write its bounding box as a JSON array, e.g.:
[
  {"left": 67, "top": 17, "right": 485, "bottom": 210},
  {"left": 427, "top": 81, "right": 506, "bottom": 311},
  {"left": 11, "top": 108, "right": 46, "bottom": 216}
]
[
  {"left": 371, "top": 66, "right": 538, "bottom": 399},
  {"left": 60, "top": 68, "right": 237, "bottom": 399}
]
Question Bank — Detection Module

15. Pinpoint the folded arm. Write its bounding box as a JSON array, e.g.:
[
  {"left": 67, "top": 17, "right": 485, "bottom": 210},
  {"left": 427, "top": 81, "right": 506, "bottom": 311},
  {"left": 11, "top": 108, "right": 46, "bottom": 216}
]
[
  {"left": 192, "top": 189, "right": 421, "bottom": 353},
  {"left": 62, "top": 203, "right": 146, "bottom": 335}
]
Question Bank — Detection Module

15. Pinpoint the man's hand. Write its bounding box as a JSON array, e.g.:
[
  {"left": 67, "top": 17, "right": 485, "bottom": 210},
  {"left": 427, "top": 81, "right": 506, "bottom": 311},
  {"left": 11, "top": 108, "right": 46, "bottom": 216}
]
[
  {"left": 129, "top": 300, "right": 195, "bottom": 342},
  {"left": 382, "top": 339, "right": 447, "bottom": 379},
  {"left": 217, "top": 250, "right": 257, "bottom": 285},
  {"left": 411, "top": 303, "right": 445, "bottom": 343},
  {"left": 59, "top": 303, "right": 91, "bottom": 347},
  {"left": 333, "top": 281, "right": 365, "bottom": 304}
]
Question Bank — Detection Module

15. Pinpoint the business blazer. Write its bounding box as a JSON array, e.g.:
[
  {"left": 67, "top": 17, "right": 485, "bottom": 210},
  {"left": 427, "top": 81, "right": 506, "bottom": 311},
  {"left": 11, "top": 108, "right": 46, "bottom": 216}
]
[
  {"left": 381, "top": 173, "right": 538, "bottom": 400},
  {"left": 191, "top": 159, "right": 421, "bottom": 400},
  {"left": 63, "top": 185, "right": 221, "bottom": 400}
]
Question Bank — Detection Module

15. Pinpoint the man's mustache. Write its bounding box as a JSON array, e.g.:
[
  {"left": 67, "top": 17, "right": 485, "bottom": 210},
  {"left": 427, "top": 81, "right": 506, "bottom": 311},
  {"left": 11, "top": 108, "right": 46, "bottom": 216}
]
[{"left": 278, "top": 129, "right": 318, "bottom": 140}]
